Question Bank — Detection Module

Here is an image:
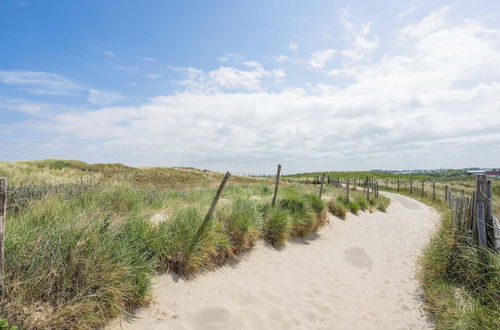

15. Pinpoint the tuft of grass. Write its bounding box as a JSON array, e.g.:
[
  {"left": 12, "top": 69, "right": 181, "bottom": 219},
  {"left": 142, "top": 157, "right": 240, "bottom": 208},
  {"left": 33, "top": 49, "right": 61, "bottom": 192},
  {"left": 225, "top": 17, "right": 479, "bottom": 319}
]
[
  {"left": 376, "top": 195, "right": 390, "bottom": 212},
  {"left": 327, "top": 199, "right": 346, "bottom": 219},
  {"left": 262, "top": 207, "right": 291, "bottom": 247},
  {"left": 218, "top": 198, "right": 260, "bottom": 255},
  {"left": 419, "top": 209, "right": 500, "bottom": 329}
]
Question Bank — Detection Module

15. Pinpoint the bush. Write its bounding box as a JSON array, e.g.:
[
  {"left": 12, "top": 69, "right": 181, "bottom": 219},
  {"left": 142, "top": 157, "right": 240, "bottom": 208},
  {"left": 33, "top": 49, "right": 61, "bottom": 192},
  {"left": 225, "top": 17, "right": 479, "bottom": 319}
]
[{"left": 327, "top": 200, "right": 346, "bottom": 219}]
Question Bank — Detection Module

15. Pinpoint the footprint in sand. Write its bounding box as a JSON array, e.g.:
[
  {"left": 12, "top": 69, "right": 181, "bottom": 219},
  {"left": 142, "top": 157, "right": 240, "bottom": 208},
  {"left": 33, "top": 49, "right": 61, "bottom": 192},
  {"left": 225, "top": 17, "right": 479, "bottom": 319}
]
[{"left": 344, "top": 247, "right": 373, "bottom": 273}]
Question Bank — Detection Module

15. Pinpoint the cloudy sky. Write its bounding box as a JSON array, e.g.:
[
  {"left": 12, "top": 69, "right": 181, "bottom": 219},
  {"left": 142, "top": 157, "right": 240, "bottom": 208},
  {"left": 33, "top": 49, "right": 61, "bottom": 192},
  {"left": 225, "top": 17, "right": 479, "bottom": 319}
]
[{"left": 1, "top": 0, "right": 500, "bottom": 174}]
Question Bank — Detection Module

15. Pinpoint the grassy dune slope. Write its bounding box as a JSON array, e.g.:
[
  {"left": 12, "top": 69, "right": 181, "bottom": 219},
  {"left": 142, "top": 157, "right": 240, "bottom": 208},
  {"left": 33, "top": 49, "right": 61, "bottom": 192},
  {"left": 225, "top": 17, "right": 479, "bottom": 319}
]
[{"left": 0, "top": 160, "right": 389, "bottom": 329}]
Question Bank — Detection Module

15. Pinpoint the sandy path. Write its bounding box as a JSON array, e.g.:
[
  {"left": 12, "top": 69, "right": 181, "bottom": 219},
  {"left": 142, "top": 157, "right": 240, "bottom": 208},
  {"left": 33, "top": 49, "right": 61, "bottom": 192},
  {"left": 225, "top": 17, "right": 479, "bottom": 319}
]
[{"left": 110, "top": 192, "right": 439, "bottom": 330}]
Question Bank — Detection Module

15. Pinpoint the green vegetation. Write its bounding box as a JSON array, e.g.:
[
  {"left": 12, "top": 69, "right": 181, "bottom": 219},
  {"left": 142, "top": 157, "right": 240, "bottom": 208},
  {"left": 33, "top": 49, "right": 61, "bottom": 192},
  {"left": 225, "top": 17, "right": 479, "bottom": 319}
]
[
  {"left": 0, "top": 159, "right": 349, "bottom": 329},
  {"left": 326, "top": 200, "right": 346, "bottom": 219}
]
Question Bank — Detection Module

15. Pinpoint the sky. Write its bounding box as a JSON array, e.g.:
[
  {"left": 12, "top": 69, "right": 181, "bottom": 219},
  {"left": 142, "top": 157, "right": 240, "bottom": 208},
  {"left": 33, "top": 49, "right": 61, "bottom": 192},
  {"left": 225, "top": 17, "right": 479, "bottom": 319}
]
[{"left": 1, "top": 0, "right": 500, "bottom": 174}]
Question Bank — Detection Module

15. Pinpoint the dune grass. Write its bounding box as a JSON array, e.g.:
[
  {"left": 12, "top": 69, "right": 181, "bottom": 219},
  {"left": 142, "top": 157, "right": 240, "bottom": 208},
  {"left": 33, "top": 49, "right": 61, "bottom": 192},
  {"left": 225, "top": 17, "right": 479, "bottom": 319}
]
[{"left": 0, "top": 161, "right": 333, "bottom": 329}]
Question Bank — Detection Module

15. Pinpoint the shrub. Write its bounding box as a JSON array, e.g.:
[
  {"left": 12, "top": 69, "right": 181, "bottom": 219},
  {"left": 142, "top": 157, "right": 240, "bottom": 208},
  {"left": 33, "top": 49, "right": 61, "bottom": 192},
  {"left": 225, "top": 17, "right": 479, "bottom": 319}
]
[{"left": 327, "top": 200, "right": 346, "bottom": 219}]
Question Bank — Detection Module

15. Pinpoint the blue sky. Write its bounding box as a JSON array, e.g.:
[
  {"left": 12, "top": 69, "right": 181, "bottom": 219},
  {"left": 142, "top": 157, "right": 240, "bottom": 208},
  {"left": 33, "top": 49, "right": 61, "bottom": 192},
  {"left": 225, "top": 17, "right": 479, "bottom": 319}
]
[{"left": 1, "top": 0, "right": 500, "bottom": 174}]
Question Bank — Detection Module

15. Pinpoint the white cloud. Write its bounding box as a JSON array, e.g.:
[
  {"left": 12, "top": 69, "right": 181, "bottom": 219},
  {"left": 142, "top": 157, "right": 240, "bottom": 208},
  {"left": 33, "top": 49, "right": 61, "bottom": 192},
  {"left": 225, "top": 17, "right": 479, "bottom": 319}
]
[
  {"left": 139, "top": 56, "right": 157, "bottom": 62},
  {"left": 308, "top": 49, "right": 337, "bottom": 68},
  {"left": 8, "top": 7, "right": 500, "bottom": 171},
  {"left": 179, "top": 62, "right": 273, "bottom": 92},
  {"left": 87, "top": 89, "right": 124, "bottom": 106},
  {"left": 398, "top": 6, "right": 416, "bottom": 20},
  {"left": 339, "top": 8, "right": 379, "bottom": 64},
  {"left": 145, "top": 73, "right": 162, "bottom": 79},
  {"left": 289, "top": 42, "right": 299, "bottom": 51},
  {"left": 103, "top": 50, "right": 115, "bottom": 57},
  {"left": 0, "top": 71, "right": 83, "bottom": 95},
  {"left": 114, "top": 65, "right": 139, "bottom": 72}
]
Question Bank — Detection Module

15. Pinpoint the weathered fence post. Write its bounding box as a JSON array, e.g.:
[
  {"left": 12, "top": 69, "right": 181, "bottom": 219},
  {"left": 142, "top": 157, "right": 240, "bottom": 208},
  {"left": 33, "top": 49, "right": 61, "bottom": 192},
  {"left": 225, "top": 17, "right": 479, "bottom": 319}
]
[
  {"left": 366, "top": 181, "right": 370, "bottom": 201},
  {"left": 189, "top": 172, "right": 231, "bottom": 254},
  {"left": 410, "top": 179, "right": 413, "bottom": 194},
  {"left": 272, "top": 165, "right": 282, "bottom": 207},
  {"left": 346, "top": 178, "right": 350, "bottom": 202},
  {"left": 476, "top": 200, "right": 488, "bottom": 248},
  {"left": 319, "top": 173, "right": 325, "bottom": 199},
  {"left": 0, "top": 178, "right": 7, "bottom": 295},
  {"left": 421, "top": 181, "right": 424, "bottom": 197},
  {"left": 432, "top": 182, "right": 436, "bottom": 201},
  {"left": 444, "top": 185, "right": 448, "bottom": 201},
  {"left": 485, "top": 180, "right": 495, "bottom": 249},
  {"left": 397, "top": 178, "right": 400, "bottom": 192}
]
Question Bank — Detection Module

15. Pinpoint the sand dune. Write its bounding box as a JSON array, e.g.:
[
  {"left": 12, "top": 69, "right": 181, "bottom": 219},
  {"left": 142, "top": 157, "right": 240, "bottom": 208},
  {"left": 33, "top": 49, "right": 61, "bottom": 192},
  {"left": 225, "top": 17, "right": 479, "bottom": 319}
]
[{"left": 109, "top": 192, "right": 439, "bottom": 330}]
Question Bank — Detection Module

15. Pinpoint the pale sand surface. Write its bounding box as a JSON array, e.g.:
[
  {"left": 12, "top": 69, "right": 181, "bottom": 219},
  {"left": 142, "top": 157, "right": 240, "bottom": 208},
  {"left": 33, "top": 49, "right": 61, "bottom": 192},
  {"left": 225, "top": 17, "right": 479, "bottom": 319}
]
[{"left": 110, "top": 192, "right": 439, "bottom": 330}]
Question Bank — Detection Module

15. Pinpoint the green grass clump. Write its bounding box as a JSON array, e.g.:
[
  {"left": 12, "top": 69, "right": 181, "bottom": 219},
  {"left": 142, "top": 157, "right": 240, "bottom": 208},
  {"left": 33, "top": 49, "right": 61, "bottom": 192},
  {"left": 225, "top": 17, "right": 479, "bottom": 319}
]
[
  {"left": 3, "top": 196, "right": 155, "bottom": 329},
  {"left": 262, "top": 207, "right": 291, "bottom": 247},
  {"left": 346, "top": 201, "right": 360, "bottom": 214},
  {"left": 218, "top": 198, "right": 260, "bottom": 255},
  {"left": 327, "top": 200, "right": 346, "bottom": 219},
  {"left": 164, "top": 207, "right": 230, "bottom": 275},
  {"left": 420, "top": 209, "right": 500, "bottom": 329},
  {"left": 376, "top": 195, "right": 390, "bottom": 212},
  {"left": 355, "top": 197, "right": 368, "bottom": 211}
]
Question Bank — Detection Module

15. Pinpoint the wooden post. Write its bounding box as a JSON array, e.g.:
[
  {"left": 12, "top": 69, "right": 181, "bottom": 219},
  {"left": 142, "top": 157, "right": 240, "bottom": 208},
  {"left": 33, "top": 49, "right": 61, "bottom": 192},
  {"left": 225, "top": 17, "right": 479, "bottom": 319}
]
[
  {"left": 485, "top": 180, "right": 494, "bottom": 249},
  {"left": 444, "top": 185, "right": 448, "bottom": 201},
  {"left": 432, "top": 182, "right": 436, "bottom": 201},
  {"left": 386, "top": 179, "right": 388, "bottom": 189},
  {"left": 272, "top": 165, "right": 282, "bottom": 207},
  {"left": 319, "top": 173, "right": 325, "bottom": 199},
  {"left": 346, "top": 178, "right": 350, "bottom": 202},
  {"left": 421, "top": 181, "right": 424, "bottom": 197},
  {"left": 476, "top": 200, "right": 487, "bottom": 248},
  {"left": 366, "top": 181, "right": 370, "bottom": 201},
  {"left": 410, "top": 179, "right": 413, "bottom": 194},
  {"left": 0, "top": 178, "right": 6, "bottom": 295},
  {"left": 397, "top": 178, "right": 400, "bottom": 192}
]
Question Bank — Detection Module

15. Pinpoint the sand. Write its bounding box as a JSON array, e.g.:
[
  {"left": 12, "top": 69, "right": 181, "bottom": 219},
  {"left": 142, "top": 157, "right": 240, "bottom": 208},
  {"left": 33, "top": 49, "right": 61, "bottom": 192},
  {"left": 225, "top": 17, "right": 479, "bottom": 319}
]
[{"left": 109, "top": 192, "right": 439, "bottom": 330}]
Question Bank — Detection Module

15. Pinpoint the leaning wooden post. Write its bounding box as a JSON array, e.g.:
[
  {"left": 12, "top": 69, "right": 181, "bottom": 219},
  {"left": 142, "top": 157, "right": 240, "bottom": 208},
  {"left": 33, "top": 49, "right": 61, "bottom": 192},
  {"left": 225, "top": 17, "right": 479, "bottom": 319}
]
[
  {"left": 271, "top": 164, "right": 282, "bottom": 207},
  {"left": 346, "top": 178, "right": 350, "bottom": 202},
  {"left": 432, "top": 182, "right": 436, "bottom": 201},
  {"left": 0, "top": 178, "right": 6, "bottom": 296},
  {"left": 319, "top": 173, "right": 325, "bottom": 199},
  {"left": 189, "top": 172, "right": 231, "bottom": 253}
]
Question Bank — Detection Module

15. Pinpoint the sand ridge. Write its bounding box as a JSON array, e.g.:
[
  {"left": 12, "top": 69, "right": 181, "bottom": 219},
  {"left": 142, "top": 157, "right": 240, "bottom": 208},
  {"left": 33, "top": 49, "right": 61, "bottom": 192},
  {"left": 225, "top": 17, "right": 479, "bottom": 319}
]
[{"left": 109, "top": 192, "right": 439, "bottom": 330}]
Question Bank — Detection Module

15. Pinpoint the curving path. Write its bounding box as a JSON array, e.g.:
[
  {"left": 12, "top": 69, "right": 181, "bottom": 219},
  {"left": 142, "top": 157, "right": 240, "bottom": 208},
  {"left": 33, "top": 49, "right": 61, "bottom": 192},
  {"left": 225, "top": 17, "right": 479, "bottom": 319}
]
[{"left": 109, "top": 192, "right": 439, "bottom": 330}]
